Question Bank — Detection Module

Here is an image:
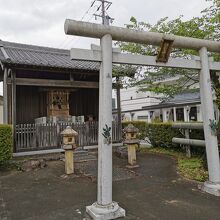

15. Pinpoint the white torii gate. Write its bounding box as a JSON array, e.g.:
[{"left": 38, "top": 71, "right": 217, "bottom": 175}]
[{"left": 64, "top": 19, "right": 220, "bottom": 220}]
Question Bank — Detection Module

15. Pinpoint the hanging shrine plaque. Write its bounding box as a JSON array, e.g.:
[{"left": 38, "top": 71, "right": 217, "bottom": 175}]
[{"left": 47, "top": 90, "right": 70, "bottom": 117}]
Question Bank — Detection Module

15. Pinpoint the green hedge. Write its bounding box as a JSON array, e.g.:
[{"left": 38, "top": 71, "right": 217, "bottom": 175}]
[
  {"left": 145, "top": 122, "right": 182, "bottom": 147},
  {"left": 0, "top": 125, "right": 12, "bottom": 166},
  {"left": 122, "top": 121, "right": 181, "bottom": 146},
  {"left": 122, "top": 121, "right": 205, "bottom": 153}
]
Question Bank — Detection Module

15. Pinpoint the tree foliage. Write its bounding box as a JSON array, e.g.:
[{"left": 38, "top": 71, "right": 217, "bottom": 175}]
[{"left": 116, "top": 0, "right": 220, "bottom": 100}]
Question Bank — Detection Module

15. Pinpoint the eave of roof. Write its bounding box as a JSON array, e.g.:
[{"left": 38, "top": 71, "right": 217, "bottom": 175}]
[
  {"left": 142, "top": 100, "right": 201, "bottom": 111},
  {"left": 142, "top": 91, "right": 201, "bottom": 110},
  {"left": 0, "top": 40, "right": 100, "bottom": 72}
]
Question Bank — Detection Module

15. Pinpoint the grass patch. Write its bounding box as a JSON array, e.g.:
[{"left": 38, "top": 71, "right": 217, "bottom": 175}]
[
  {"left": 178, "top": 158, "right": 208, "bottom": 182},
  {"left": 141, "top": 147, "right": 208, "bottom": 182},
  {"left": 0, "top": 161, "right": 20, "bottom": 172}
]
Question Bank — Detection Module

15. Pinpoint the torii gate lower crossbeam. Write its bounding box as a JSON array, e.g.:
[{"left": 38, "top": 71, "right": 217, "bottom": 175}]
[{"left": 64, "top": 20, "right": 220, "bottom": 219}]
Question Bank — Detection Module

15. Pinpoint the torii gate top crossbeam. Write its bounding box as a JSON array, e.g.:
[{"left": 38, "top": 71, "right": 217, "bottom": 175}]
[{"left": 64, "top": 19, "right": 220, "bottom": 53}]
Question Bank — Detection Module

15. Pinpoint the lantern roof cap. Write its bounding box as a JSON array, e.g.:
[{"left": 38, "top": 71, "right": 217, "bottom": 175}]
[
  {"left": 61, "top": 126, "right": 78, "bottom": 136},
  {"left": 124, "top": 124, "right": 139, "bottom": 133}
]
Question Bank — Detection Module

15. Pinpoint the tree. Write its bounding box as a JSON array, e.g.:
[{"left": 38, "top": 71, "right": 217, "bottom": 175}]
[
  {"left": 116, "top": 0, "right": 220, "bottom": 101},
  {"left": 112, "top": 65, "right": 138, "bottom": 138}
]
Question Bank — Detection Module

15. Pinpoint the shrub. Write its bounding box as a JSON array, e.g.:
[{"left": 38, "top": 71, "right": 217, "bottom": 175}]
[
  {"left": 145, "top": 122, "right": 182, "bottom": 147},
  {"left": 0, "top": 125, "right": 12, "bottom": 166},
  {"left": 189, "top": 129, "right": 205, "bottom": 155},
  {"left": 190, "top": 129, "right": 204, "bottom": 140},
  {"left": 122, "top": 121, "right": 183, "bottom": 146},
  {"left": 122, "top": 120, "right": 215, "bottom": 156}
]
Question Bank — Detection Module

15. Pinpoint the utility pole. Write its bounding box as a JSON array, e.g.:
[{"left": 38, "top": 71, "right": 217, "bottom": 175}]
[
  {"left": 93, "top": 0, "right": 114, "bottom": 25},
  {"left": 116, "top": 76, "right": 122, "bottom": 141},
  {"left": 94, "top": 0, "right": 122, "bottom": 140},
  {"left": 94, "top": 0, "right": 122, "bottom": 139},
  {"left": 101, "top": 0, "right": 106, "bottom": 24},
  {"left": 93, "top": 0, "right": 122, "bottom": 138}
]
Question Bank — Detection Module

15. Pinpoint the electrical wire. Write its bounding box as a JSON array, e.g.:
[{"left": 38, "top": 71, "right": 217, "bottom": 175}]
[
  {"left": 80, "top": 1, "right": 94, "bottom": 21},
  {"left": 58, "top": 1, "right": 96, "bottom": 48},
  {"left": 62, "top": 7, "right": 98, "bottom": 49},
  {"left": 60, "top": 0, "right": 113, "bottom": 49},
  {"left": 63, "top": 4, "right": 103, "bottom": 49}
]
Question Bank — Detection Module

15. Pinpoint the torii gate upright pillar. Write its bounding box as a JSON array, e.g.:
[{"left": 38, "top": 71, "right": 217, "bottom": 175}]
[
  {"left": 199, "top": 47, "right": 220, "bottom": 196},
  {"left": 86, "top": 34, "right": 125, "bottom": 219}
]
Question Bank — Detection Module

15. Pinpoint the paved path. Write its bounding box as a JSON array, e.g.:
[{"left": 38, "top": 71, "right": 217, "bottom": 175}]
[{"left": 0, "top": 152, "right": 220, "bottom": 220}]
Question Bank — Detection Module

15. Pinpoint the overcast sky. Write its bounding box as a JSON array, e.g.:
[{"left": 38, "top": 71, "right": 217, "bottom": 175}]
[
  {"left": 0, "top": 0, "right": 212, "bottom": 95},
  {"left": 0, "top": 0, "right": 212, "bottom": 50}
]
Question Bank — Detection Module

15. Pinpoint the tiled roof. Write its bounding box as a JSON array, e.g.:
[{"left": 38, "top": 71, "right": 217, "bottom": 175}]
[
  {"left": 0, "top": 40, "right": 100, "bottom": 71},
  {"left": 142, "top": 91, "right": 201, "bottom": 110},
  {"left": 166, "top": 91, "right": 200, "bottom": 104}
]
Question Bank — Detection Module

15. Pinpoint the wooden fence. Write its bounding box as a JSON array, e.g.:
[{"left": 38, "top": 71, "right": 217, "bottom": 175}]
[{"left": 15, "top": 122, "right": 121, "bottom": 152}]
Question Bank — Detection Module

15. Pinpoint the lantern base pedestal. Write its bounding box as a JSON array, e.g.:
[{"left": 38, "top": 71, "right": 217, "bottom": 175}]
[
  {"left": 127, "top": 145, "right": 138, "bottom": 169},
  {"left": 198, "top": 181, "right": 220, "bottom": 196},
  {"left": 86, "top": 202, "right": 125, "bottom": 220},
  {"left": 64, "top": 150, "right": 74, "bottom": 175}
]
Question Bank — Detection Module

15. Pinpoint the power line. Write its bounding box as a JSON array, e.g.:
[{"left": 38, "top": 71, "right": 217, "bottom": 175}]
[
  {"left": 59, "top": 1, "right": 96, "bottom": 48},
  {"left": 80, "top": 1, "right": 95, "bottom": 21},
  {"left": 61, "top": 0, "right": 114, "bottom": 49},
  {"left": 93, "top": 0, "right": 114, "bottom": 25},
  {"left": 62, "top": 6, "right": 98, "bottom": 49}
]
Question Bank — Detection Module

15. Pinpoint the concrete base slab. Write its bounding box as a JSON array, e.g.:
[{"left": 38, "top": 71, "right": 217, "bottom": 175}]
[
  {"left": 86, "top": 202, "right": 125, "bottom": 220},
  {"left": 126, "top": 164, "right": 139, "bottom": 169},
  {"left": 198, "top": 181, "right": 220, "bottom": 196}
]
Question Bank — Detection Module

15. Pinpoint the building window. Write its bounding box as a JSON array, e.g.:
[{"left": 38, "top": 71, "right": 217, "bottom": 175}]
[
  {"left": 149, "top": 111, "right": 154, "bottom": 118},
  {"left": 130, "top": 112, "right": 135, "bottom": 121},
  {"left": 169, "top": 109, "right": 174, "bottom": 121},
  {"left": 137, "top": 115, "right": 149, "bottom": 120},
  {"left": 189, "top": 107, "right": 197, "bottom": 121},
  {"left": 176, "top": 108, "right": 184, "bottom": 121}
]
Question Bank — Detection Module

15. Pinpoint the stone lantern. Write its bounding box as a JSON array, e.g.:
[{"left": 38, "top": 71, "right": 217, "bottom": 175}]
[
  {"left": 61, "top": 126, "right": 78, "bottom": 174},
  {"left": 123, "top": 124, "right": 139, "bottom": 168}
]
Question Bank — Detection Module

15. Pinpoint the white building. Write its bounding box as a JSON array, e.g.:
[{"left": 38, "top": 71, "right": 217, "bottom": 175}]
[
  {"left": 113, "top": 86, "right": 161, "bottom": 122},
  {"left": 141, "top": 91, "right": 206, "bottom": 122},
  {"left": 112, "top": 78, "right": 219, "bottom": 123}
]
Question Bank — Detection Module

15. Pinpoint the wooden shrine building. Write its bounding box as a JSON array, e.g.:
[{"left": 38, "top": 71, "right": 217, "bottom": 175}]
[{"left": 0, "top": 40, "right": 118, "bottom": 152}]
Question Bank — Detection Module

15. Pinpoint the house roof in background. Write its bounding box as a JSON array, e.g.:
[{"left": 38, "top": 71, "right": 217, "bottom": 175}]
[
  {"left": 0, "top": 40, "right": 100, "bottom": 72},
  {"left": 165, "top": 91, "right": 200, "bottom": 105},
  {"left": 141, "top": 91, "right": 201, "bottom": 111},
  {"left": 113, "top": 91, "right": 201, "bottom": 115}
]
